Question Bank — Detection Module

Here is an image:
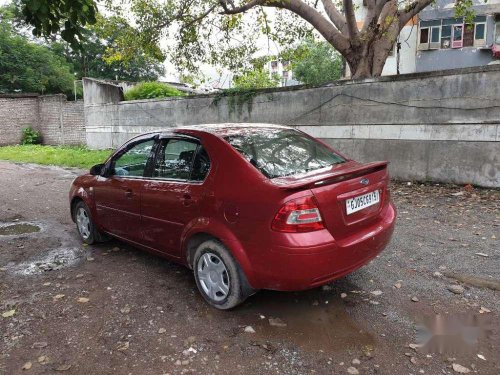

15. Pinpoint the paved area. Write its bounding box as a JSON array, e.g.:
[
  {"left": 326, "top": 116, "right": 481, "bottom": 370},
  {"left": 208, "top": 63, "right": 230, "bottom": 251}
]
[{"left": 0, "top": 161, "right": 498, "bottom": 375}]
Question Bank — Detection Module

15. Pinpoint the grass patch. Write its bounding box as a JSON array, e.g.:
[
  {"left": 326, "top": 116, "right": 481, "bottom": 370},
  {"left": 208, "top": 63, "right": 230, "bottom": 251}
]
[{"left": 0, "top": 145, "right": 112, "bottom": 169}]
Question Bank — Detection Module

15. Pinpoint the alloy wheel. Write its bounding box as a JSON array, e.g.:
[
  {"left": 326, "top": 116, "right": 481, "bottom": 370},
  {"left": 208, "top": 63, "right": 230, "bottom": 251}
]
[
  {"left": 76, "top": 207, "right": 91, "bottom": 240},
  {"left": 197, "top": 252, "right": 230, "bottom": 302}
]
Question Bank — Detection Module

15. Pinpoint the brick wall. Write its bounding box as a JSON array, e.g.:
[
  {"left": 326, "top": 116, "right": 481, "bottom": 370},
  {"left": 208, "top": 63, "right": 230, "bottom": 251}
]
[
  {"left": 62, "top": 100, "right": 86, "bottom": 144},
  {"left": 0, "top": 94, "right": 85, "bottom": 146},
  {"left": 0, "top": 95, "right": 39, "bottom": 145}
]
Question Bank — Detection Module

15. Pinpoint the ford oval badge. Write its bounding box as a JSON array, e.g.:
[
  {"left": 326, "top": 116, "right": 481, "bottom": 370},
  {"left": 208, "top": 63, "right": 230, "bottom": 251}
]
[{"left": 360, "top": 178, "right": 369, "bottom": 185}]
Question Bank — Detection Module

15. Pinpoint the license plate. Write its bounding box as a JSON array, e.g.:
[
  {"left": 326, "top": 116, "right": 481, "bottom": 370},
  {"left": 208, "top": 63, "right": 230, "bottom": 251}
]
[{"left": 346, "top": 190, "right": 380, "bottom": 215}]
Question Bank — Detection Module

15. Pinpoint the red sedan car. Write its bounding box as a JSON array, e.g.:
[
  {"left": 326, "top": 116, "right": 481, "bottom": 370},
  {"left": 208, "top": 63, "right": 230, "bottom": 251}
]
[{"left": 70, "top": 124, "right": 396, "bottom": 309}]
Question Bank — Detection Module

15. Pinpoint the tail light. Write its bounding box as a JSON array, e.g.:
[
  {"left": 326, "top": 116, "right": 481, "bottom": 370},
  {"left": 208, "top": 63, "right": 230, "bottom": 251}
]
[{"left": 271, "top": 196, "right": 324, "bottom": 233}]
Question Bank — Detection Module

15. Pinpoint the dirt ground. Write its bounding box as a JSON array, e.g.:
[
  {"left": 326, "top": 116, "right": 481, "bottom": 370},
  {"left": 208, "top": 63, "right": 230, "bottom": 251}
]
[{"left": 0, "top": 160, "right": 498, "bottom": 375}]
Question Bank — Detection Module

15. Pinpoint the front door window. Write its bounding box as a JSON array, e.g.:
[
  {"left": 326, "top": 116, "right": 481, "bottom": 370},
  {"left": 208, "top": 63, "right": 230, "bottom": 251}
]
[{"left": 113, "top": 139, "right": 155, "bottom": 177}]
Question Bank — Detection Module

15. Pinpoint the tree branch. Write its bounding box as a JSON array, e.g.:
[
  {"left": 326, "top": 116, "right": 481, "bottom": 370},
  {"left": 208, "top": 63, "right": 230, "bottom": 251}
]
[
  {"left": 219, "top": 0, "right": 350, "bottom": 53},
  {"left": 269, "top": 0, "right": 350, "bottom": 52},
  {"left": 343, "top": 0, "right": 359, "bottom": 39},
  {"left": 321, "top": 0, "right": 347, "bottom": 34},
  {"left": 398, "top": 0, "right": 433, "bottom": 28},
  {"left": 219, "top": 0, "right": 266, "bottom": 15},
  {"left": 362, "top": 0, "right": 390, "bottom": 33},
  {"left": 184, "top": 4, "right": 218, "bottom": 28}
]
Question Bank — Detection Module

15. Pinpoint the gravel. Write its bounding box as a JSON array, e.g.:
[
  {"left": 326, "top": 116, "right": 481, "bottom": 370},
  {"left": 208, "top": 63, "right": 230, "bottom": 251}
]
[{"left": 0, "top": 161, "right": 498, "bottom": 375}]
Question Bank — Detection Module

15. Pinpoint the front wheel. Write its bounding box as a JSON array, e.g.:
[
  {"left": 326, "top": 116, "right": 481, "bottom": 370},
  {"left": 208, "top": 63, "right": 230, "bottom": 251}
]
[
  {"left": 74, "top": 201, "right": 105, "bottom": 244},
  {"left": 193, "top": 240, "right": 254, "bottom": 310}
]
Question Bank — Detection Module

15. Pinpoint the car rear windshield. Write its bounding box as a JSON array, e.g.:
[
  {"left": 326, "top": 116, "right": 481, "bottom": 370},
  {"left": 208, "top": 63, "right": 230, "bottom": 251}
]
[{"left": 225, "top": 129, "right": 346, "bottom": 178}]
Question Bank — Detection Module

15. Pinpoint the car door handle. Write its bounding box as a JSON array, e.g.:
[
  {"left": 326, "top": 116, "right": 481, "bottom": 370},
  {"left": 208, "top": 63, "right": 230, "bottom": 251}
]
[{"left": 124, "top": 189, "right": 134, "bottom": 198}]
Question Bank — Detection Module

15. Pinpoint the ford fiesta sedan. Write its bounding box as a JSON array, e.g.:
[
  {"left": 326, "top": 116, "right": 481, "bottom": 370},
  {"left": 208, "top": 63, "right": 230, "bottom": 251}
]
[{"left": 70, "top": 124, "right": 396, "bottom": 309}]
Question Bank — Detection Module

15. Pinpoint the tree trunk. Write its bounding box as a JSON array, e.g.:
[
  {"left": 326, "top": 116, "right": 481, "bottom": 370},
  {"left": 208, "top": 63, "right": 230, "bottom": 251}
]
[
  {"left": 349, "top": 56, "right": 373, "bottom": 79},
  {"left": 345, "top": 40, "right": 394, "bottom": 79}
]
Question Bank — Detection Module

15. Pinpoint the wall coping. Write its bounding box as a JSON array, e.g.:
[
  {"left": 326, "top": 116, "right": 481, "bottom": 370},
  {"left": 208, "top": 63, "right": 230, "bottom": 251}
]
[
  {"left": 0, "top": 93, "right": 39, "bottom": 98},
  {"left": 84, "top": 64, "right": 500, "bottom": 107}
]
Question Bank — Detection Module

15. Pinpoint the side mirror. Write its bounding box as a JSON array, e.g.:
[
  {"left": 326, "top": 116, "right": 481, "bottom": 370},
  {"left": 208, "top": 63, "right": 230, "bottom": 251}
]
[{"left": 90, "top": 163, "right": 104, "bottom": 176}]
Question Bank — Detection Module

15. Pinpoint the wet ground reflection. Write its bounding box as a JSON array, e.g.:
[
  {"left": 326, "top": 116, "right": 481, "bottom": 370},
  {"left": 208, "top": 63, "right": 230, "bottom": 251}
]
[
  {"left": 0, "top": 222, "right": 40, "bottom": 236},
  {"left": 233, "top": 286, "right": 375, "bottom": 353}
]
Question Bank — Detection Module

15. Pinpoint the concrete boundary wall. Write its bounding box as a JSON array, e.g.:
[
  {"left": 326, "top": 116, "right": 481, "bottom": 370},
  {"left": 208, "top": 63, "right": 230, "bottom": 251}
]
[{"left": 83, "top": 66, "right": 500, "bottom": 187}]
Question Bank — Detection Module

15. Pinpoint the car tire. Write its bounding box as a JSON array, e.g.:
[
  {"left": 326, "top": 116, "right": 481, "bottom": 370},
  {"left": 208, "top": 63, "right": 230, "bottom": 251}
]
[
  {"left": 74, "top": 201, "right": 106, "bottom": 245},
  {"left": 193, "top": 239, "right": 254, "bottom": 310}
]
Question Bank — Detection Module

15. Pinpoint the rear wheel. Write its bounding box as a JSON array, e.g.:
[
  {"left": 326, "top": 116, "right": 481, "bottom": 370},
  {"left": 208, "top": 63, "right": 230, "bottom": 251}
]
[
  {"left": 193, "top": 239, "right": 253, "bottom": 310},
  {"left": 74, "top": 201, "right": 106, "bottom": 244}
]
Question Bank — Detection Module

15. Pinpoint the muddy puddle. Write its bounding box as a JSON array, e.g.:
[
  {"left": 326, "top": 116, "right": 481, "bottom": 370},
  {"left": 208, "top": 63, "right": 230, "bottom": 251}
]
[
  {"left": 0, "top": 222, "right": 40, "bottom": 236},
  {"left": 222, "top": 289, "right": 375, "bottom": 354},
  {"left": 7, "top": 247, "right": 87, "bottom": 275}
]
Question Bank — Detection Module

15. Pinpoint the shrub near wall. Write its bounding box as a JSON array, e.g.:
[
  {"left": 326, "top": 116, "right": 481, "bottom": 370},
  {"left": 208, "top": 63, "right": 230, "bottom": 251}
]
[{"left": 124, "top": 82, "right": 187, "bottom": 101}]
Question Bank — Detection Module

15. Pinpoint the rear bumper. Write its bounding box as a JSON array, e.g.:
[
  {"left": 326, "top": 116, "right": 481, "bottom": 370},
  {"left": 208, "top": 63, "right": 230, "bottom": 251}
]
[{"left": 248, "top": 202, "right": 396, "bottom": 291}]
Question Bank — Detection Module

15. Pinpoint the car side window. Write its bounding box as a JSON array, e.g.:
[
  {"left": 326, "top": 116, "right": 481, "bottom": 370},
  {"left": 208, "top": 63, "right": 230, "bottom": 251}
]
[
  {"left": 191, "top": 146, "right": 211, "bottom": 181},
  {"left": 112, "top": 139, "right": 155, "bottom": 177},
  {"left": 153, "top": 139, "right": 198, "bottom": 180}
]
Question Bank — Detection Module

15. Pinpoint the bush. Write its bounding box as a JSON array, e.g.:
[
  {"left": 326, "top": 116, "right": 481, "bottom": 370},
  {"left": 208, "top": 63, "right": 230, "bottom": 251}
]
[
  {"left": 124, "top": 82, "right": 187, "bottom": 101},
  {"left": 21, "top": 127, "right": 42, "bottom": 145}
]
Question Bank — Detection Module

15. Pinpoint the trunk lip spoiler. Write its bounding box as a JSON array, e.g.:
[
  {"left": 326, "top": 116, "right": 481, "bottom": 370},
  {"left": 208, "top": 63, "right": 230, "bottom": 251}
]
[{"left": 270, "top": 161, "right": 389, "bottom": 190}]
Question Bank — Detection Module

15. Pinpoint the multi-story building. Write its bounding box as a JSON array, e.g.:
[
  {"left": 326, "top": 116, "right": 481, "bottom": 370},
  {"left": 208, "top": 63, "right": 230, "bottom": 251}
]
[
  {"left": 266, "top": 59, "right": 300, "bottom": 87},
  {"left": 259, "top": 1, "right": 500, "bottom": 86},
  {"left": 416, "top": 0, "right": 500, "bottom": 71}
]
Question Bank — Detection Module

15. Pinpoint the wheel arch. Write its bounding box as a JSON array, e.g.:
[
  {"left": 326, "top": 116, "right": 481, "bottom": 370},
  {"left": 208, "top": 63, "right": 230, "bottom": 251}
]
[
  {"left": 181, "top": 222, "right": 257, "bottom": 289},
  {"left": 69, "top": 186, "right": 95, "bottom": 223},
  {"left": 70, "top": 196, "right": 84, "bottom": 222}
]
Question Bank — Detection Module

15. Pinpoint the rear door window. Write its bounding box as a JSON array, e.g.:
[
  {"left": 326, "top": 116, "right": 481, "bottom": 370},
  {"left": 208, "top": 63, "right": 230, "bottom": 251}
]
[
  {"left": 225, "top": 129, "right": 345, "bottom": 178},
  {"left": 153, "top": 139, "right": 198, "bottom": 180},
  {"left": 191, "top": 146, "right": 211, "bottom": 181}
]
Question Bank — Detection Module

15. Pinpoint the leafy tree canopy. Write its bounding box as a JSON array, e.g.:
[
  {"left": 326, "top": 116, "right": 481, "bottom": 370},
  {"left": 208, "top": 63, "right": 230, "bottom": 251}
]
[
  {"left": 292, "top": 40, "right": 342, "bottom": 86},
  {"left": 52, "top": 14, "right": 165, "bottom": 81},
  {"left": 20, "top": 0, "right": 97, "bottom": 48},
  {"left": 233, "top": 67, "right": 280, "bottom": 89},
  {"left": 19, "top": 0, "right": 474, "bottom": 79},
  {"left": 0, "top": 12, "right": 75, "bottom": 95}
]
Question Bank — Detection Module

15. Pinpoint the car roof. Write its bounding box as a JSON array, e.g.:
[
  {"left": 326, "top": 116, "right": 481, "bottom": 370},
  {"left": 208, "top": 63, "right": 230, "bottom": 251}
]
[{"left": 164, "top": 123, "right": 293, "bottom": 138}]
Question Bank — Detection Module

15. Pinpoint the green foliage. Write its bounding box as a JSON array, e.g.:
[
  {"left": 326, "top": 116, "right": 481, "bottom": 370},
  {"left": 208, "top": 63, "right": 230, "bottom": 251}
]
[
  {"left": 16, "top": 0, "right": 475, "bottom": 79},
  {"left": 233, "top": 68, "right": 280, "bottom": 89},
  {"left": 454, "top": 0, "right": 475, "bottom": 25},
  {"left": 51, "top": 14, "right": 165, "bottom": 82},
  {"left": 0, "top": 145, "right": 112, "bottom": 168},
  {"left": 212, "top": 87, "right": 275, "bottom": 117},
  {"left": 19, "top": 0, "right": 313, "bottom": 77},
  {"left": 0, "top": 18, "right": 75, "bottom": 95},
  {"left": 124, "top": 82, "right": 187, "bottom": 101},
  {"left": 292, "top": 41, "right": 343, "bottom": 86},
  {"left": 20, "top": 0, "right": 97, "bottom": 47},
  {"left": 21, "top": 126, "right": 41, "bottom": 144}
]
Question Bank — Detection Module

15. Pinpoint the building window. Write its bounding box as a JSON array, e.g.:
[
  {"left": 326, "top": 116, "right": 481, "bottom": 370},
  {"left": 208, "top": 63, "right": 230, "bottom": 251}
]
[
  {"left": 270, "top": 60, "right": 278, "bottom": 71},
  {"left": 430, "top": 26, "right": 441, "bottom": 49},
  {"left": 419, "top": 27, "right": 429, "bottom": 50},
  {"left": 474, "top": 23, "right": 486, "bottom": 46},
  {"left": 452, "top": 24, "right": 464, "bottom": 48},
  {"left": 419, "top": 17, "right": 487, "bottom": 50},
  {"left": 441, "top": 25, "right": 452, "bottom": 48}
]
